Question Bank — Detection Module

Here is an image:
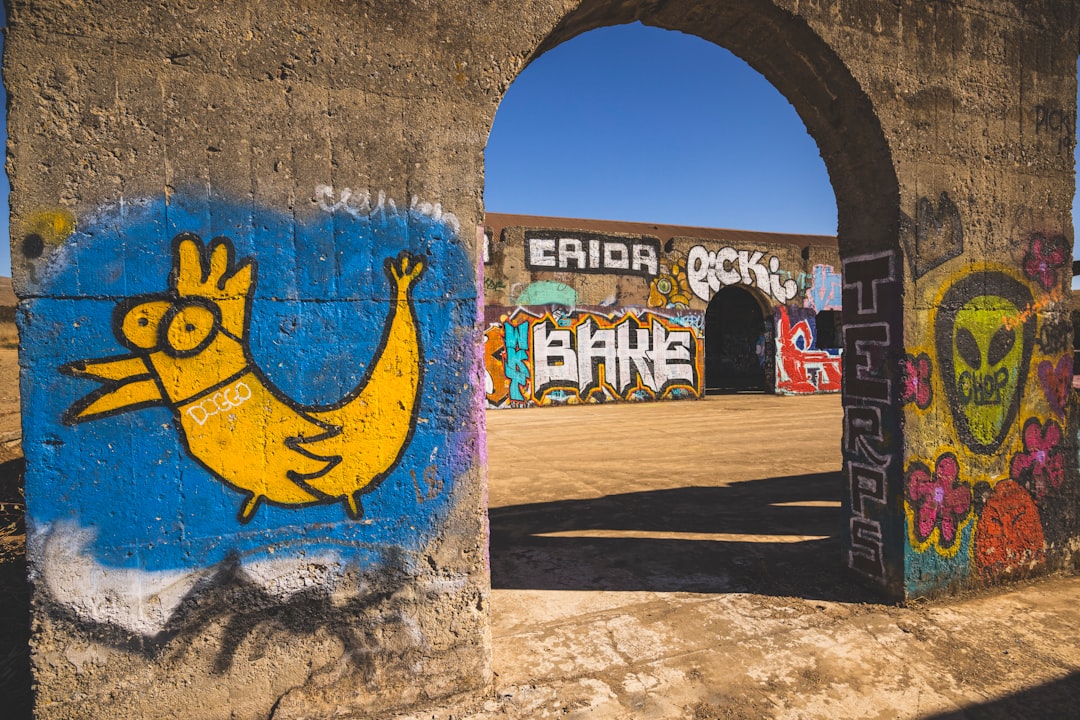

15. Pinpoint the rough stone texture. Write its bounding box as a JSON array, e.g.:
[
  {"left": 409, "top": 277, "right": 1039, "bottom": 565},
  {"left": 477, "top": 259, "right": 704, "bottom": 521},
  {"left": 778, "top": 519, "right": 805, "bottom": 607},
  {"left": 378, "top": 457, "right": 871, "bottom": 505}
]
[{"left": 4, "top": 0, "right": 1078, "bottom": 717}]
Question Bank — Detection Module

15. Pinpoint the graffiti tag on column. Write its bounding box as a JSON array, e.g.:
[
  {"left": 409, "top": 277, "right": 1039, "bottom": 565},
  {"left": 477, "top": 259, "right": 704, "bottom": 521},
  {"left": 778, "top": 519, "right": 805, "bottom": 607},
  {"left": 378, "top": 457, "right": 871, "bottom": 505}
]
[
  {"left": 899, "top": 192, "right": 964, "bottom": 280},
  {"left": 1034, "top": 103, "right": 1075, "bottom": 156},
  {"left": 62, "top": 234, "right": 426, "bottom": 523},
  {"left": 803, "top": 263, "right": 842, "bottom": 312},
  {"left": 686, "top": 245, "right": 799, "bottom": 303},
  {"left": 484, "top": 306, "right": 703, "bottom": 407},
  {"left": 842, "top": 250, "right": 900, "bottom": 584}
]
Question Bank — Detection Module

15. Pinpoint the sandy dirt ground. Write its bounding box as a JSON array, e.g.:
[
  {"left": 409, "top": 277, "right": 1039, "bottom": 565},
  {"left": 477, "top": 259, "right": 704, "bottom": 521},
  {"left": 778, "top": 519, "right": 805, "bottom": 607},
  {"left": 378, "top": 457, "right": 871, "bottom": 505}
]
[
  {"left": 393, "top": 395, "right": 1080, "bottom": 720},
  {"left": 0, "top": 346, "right": 21, "bottom": 463},
  {"left": 1, "top": 366, "right": 1078, "bottom": 718}
]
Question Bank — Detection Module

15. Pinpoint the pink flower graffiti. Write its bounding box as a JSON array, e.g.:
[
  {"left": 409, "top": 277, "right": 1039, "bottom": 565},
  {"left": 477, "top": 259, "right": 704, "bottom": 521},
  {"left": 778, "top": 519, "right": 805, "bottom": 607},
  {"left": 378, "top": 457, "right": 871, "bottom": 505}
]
[
  {"left": 906, "top": 453, "right": 972, "bottom": 547},
  {"left": 1010, "top": 418, "right": 1065, "bottom": 499},
  {"left": 1022, "top": 232, "right": 1068, "bottom": 291},
  {"left": 900, "top": 353, "right": 933, "bottom": 409}
]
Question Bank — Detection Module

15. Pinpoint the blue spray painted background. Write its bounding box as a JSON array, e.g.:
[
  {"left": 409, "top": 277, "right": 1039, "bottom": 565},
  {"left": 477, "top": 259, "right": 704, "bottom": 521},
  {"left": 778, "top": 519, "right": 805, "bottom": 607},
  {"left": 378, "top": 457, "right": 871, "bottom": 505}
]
[{"left": 21, "top": 192, "right": 478, "bottom": 572}]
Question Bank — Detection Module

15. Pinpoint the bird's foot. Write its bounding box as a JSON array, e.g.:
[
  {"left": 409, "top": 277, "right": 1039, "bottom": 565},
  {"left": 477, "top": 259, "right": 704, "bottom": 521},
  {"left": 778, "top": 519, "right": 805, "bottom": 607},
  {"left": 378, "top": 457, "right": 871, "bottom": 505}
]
[
  {"left": 344, "top": 491, "right": 365, "bottom": 520},
  {"left": 237, "top": 494, "right": 263, "bottom": 523}
]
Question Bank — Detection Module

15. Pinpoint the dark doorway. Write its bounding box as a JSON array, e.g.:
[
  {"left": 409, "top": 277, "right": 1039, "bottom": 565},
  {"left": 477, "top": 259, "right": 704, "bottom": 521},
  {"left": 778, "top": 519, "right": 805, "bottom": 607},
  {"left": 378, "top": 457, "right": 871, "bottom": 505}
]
[{"left": 704, "top": 286, "right": 771, "bottom": 391}]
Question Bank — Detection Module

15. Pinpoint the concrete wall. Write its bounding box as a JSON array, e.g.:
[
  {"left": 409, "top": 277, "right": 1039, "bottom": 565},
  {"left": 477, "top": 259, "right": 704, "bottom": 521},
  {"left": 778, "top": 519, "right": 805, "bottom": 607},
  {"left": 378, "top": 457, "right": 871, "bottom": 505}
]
[
  {"left": 483, "top": 214, "right": 843, "bottom": 405},
  {"left": 6, "top": 2, "right": 492, "bottom": 717},
  {"left": 4, "top": 0, "right": 1078, "bottom": 716}
]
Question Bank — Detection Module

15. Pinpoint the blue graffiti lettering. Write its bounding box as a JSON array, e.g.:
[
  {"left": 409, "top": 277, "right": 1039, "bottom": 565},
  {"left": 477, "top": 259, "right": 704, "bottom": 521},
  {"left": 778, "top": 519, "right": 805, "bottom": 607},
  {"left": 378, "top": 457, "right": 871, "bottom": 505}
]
[{"left": 504, "top": 321, "right": 531, "bottom": 401}]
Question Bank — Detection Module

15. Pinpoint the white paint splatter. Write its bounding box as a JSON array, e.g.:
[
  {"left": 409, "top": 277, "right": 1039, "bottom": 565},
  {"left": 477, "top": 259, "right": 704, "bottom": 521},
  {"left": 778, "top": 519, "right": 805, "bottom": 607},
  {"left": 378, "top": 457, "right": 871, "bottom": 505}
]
[
  {"left": 33, "top": 522, "right": 348, "bottom": 636},
  {"left": 314, "top": 185, "right": 460, "bottom": 234}
]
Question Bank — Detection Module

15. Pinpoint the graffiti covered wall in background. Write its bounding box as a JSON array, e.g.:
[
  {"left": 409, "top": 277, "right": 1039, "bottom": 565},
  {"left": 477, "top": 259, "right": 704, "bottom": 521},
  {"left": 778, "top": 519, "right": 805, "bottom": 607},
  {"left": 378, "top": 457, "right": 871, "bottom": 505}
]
[
  {"left": 525, "top": 230, "right": 661, "bottom": 276},
  {"left": 483, "top": 215, "right": 845, "bottom": 402},
  {"left": 484, "top": 305, "right": 704, "bottom": 407},
  {"left": 22, "top": 189, "right": 478, "bottom": 643},
  {"left": 685, "top": 245, "right": 800, "bottom": 303}
]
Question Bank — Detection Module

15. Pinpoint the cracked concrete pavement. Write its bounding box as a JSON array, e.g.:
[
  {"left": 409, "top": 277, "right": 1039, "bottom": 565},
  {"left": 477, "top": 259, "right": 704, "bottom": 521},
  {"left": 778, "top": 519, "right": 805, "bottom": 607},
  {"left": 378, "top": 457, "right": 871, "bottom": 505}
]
[{"left": 396, "top": 394, "right": 1079, "bottom": 719}]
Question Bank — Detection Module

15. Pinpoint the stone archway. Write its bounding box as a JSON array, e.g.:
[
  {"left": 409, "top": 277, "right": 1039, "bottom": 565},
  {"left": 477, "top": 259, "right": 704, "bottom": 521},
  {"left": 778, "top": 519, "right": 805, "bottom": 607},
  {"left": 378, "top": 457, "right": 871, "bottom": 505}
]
[
  {"left": 7, "top": 2, "right": 1077, "bottom": 718},
  {"left": 704, "top": 285, "right": 773, "bottom": 392},
  {"left": 495, "top": 0, "right": 904, "bottom": 596}
]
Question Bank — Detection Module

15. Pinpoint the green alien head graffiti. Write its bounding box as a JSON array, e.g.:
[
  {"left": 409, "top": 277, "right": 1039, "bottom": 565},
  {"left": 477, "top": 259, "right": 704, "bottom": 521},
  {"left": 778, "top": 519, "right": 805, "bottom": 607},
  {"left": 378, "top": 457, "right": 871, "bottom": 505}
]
[{"left": 935, "top": 272, "right": 1035, "bottom": 454}]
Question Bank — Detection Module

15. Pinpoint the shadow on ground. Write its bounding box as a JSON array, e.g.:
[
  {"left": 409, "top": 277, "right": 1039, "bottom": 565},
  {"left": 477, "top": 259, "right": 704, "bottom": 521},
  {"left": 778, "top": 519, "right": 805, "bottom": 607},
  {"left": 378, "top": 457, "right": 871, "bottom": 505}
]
[
  {"left": 0, "top": 457, "right": 31, "bottom": 720},
  {"left": 919, "top": 671, "right": 1080, "bottom": 720},
  {"left": 489, "top": 471, "right": 879, "bottom": 603}
]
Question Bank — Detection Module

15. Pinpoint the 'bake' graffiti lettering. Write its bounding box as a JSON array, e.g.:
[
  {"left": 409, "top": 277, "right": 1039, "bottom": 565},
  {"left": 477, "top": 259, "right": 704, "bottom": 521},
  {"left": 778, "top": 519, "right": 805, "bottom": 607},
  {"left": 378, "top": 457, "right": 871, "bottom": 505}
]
[{"left": 485, "top": 306, "right": 702, "bottom": 407}]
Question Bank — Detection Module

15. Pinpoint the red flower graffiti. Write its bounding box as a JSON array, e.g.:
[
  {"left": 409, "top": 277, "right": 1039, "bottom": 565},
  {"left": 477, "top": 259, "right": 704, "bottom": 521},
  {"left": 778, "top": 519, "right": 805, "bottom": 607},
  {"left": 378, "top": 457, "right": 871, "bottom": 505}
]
[
  {"left": 900, "top": 353, "right": 933, "bottom": 409},
  {"left": 906, "top": 453, "right": 972, "bottom": 547},
  {"left": 1022, "top": 232, "right": 1068, "bottom": 291},
  {"left": 1010, "top": 418, "right": 1066, "bottom": 499}
]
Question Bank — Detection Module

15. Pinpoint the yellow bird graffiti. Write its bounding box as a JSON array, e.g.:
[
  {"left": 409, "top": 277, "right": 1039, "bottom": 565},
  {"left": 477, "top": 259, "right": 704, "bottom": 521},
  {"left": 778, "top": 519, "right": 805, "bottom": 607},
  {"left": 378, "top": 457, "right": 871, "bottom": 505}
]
[{"left": 62, "top": 233, "right": 426, "bottom": 523}]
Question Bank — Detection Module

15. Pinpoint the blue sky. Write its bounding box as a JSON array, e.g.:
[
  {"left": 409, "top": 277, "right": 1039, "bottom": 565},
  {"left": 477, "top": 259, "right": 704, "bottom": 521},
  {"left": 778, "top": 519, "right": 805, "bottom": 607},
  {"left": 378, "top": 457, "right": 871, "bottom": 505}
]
[
  {"left": 486, "top": 22, "right": 1080, "bottom": 285},
  {"left": 0, "top": 21, "right": 1076, "bottom": 279},
  {"left": 486, "top": 23, "right": 839, "bottom": 234}
]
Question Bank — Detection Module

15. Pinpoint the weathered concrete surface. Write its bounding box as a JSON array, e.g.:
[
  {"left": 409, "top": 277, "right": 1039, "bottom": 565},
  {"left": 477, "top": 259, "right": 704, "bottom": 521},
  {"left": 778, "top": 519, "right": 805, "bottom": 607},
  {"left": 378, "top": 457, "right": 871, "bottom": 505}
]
[
  {"left": 5, "top": 0, "right": 1079, "bottom": 715},
  {"left": 394, "top": 396, "right": 1080, "bottom": 719}
]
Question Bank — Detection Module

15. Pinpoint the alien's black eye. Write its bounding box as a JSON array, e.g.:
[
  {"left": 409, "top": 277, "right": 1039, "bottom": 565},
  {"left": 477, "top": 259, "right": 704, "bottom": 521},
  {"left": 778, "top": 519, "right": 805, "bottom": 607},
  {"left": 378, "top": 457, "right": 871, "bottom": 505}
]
[
  {"left": 185, "top": 323, "right": 196, "bottom": 332},
  {"left": 956, "top": 327, "right": 981, "bottom": 368},
  {"left": 137, "top": 317, "right": 150, "bottom": 327},
  {"left": 987, "top": 325, "right": 1015, "bottom": 366}
]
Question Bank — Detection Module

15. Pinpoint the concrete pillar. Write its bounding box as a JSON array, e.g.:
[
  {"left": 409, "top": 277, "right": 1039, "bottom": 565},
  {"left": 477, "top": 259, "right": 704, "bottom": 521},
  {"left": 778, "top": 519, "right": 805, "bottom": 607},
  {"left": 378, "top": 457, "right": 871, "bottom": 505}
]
[{"left": 7, "top": 2, "right": 495, "bottom": 717}]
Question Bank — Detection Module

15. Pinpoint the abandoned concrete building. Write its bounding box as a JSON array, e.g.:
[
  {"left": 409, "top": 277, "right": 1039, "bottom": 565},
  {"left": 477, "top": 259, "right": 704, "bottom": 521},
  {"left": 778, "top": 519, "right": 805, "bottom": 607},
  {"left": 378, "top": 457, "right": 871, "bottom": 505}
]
[
  {"left": 482, "top": 213, "right": 844, "bottom": 406},
  {"left": 5, "top": 0, "right": 1078, "bottom": 717}
]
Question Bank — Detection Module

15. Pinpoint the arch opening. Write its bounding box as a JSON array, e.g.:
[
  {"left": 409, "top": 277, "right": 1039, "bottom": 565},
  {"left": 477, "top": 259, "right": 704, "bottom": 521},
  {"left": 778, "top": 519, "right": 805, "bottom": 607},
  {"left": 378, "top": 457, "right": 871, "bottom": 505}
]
[
  {"left": 484, "top": 0, "right": 904, "bottom": 605},
  {"left": 704, "top": 285, "right": 772, "bottom": 392}
]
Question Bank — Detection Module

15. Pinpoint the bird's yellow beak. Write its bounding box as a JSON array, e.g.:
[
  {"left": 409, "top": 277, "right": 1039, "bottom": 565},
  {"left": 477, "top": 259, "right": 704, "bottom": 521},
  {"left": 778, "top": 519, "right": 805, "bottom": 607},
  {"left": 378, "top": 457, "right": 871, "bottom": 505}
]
[{"left": 61, "top": 355, "right": 164, "bottom": 423}]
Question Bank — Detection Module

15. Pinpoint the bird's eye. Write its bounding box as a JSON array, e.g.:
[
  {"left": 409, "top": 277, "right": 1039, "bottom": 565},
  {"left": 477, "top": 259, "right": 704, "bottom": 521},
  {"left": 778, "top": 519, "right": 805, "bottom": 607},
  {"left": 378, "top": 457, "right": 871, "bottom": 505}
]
[
  {"left": 120, "top": 301, "right": 171, "bottom": 350},
  {"left": 163, "top": 304, "right": 218, "bottom": 357}
]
